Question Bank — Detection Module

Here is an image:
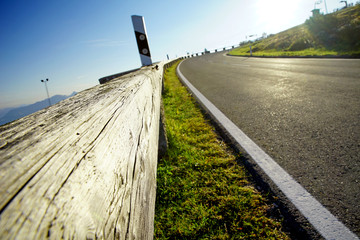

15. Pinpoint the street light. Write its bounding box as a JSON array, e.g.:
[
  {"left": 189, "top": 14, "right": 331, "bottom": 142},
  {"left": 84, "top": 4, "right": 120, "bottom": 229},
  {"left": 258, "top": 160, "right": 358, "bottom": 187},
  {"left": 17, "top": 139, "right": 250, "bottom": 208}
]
[
  {"left": 314, "top": 0, "right": 328, "bottom": 13},
  {"left": 324, "top": 0, "right": 328, "bottom": 14},
  {"left": 340, "top": 0, "right": 348, "bottom": 8},
  {"left": 246, "top": 34, "right": 257, "bottom": 56},
  {"left": 41, "top": 78, "right": 51, "bottom": 107}
]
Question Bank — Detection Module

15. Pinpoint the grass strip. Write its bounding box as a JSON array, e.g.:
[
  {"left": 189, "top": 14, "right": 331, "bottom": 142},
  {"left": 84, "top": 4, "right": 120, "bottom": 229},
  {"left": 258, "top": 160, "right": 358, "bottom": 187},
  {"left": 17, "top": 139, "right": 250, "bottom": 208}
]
[
  {"left": 229, "top": 46, "right": 360, "bottom": 57},
  {"left": 154, "top": 61, "right": 290, "bottom": 239}
]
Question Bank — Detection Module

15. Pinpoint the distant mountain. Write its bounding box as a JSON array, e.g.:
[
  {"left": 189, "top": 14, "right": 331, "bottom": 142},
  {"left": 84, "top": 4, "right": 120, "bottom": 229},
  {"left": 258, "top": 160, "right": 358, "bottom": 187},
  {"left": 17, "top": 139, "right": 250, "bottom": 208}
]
[
  {"left": 0, "top": 92, "right": 77, "bottom": 126},
  {"left": 0, "top": 107, "right": 15, "bottom": 119}
]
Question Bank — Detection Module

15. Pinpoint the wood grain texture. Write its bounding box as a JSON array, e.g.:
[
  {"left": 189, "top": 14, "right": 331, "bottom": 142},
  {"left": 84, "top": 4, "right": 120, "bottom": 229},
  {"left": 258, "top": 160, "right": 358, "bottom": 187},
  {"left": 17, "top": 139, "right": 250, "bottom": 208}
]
[{"left": 0, "top": 64, "right": 163, "bottom": 239}]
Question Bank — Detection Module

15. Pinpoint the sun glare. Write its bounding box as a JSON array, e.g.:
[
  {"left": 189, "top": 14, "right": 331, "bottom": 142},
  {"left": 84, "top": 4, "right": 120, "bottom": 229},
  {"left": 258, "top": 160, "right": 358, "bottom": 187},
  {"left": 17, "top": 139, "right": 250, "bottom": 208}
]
[{"left": 255, "top": 0, "right": 301, "bottom": 33}]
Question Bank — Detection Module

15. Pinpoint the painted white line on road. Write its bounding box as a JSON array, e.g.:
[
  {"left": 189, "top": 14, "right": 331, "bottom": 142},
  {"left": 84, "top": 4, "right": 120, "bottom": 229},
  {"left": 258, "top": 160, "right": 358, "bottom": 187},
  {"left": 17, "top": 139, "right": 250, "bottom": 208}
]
[{"left": 176, "top": 60, "right": 359, "bottom": 240}]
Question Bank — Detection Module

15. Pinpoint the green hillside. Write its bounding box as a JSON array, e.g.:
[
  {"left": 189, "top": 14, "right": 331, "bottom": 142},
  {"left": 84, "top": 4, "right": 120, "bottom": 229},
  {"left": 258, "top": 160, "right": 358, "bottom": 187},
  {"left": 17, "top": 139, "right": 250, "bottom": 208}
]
[{"left": 230, "top": 4, "right": 360, "bottom": 57}]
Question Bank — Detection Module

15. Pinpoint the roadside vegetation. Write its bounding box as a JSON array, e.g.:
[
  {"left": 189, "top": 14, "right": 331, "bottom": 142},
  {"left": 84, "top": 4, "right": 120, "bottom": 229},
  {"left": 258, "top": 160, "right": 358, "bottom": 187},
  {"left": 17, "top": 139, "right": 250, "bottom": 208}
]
[
  {"left": 230, "top": 4, "right": 360, "bottom": 57},
  {"left": 154, "top": 61, "right": 290, "bottom": 239}
]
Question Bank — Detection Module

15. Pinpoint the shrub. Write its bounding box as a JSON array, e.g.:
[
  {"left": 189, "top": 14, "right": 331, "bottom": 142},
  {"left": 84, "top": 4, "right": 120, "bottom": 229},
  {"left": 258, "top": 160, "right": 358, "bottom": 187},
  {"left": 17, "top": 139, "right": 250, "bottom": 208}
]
[{"left": 288, "top": 38, "right": 311, "bottom": 51}]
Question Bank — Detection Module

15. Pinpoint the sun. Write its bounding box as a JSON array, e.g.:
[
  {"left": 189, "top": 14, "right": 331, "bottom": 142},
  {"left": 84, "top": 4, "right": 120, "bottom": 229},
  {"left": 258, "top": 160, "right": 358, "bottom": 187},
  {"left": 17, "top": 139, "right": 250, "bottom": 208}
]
[{"left": 255, "top": 0, "right": 301, "bottom": 33}]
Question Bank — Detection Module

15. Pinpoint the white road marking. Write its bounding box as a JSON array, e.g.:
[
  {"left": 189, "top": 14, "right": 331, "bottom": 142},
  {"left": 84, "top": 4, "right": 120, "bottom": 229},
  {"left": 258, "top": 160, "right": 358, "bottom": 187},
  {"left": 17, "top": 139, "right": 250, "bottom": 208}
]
[{"left": 177, "top": 60, "right": 359, "bottom": 240}]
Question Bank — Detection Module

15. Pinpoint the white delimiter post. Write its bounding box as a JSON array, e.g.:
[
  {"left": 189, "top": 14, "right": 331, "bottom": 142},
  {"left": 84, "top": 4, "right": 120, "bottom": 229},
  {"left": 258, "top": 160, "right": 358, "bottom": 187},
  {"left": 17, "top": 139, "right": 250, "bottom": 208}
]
[{"left": 131, "top": 15, "right": 152, "bottom": 66}]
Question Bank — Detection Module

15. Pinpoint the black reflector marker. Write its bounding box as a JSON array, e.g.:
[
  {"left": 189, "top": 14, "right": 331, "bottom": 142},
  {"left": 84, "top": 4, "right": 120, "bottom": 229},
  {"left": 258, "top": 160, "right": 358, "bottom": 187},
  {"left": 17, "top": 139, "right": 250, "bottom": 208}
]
[{"left": 131, "top": 15, "right": 152, "bottom": 66}]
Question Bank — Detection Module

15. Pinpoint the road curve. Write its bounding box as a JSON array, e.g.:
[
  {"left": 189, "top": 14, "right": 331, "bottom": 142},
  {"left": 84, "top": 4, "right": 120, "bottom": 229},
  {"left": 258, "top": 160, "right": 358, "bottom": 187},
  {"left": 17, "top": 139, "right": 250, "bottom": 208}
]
[{"left": 178, "top": 53, "right": 360, "bottom": 237}]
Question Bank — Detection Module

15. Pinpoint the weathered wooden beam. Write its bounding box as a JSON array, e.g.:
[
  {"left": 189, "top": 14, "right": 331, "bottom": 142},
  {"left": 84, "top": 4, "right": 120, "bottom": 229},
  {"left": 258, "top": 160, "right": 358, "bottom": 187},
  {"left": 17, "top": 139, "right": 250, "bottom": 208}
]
[
  {"left": 0, "top": 64, "right": 163, "bottom": 239},
  {"left": 98, "top": 68, "right": 140, "bottom": 84}
]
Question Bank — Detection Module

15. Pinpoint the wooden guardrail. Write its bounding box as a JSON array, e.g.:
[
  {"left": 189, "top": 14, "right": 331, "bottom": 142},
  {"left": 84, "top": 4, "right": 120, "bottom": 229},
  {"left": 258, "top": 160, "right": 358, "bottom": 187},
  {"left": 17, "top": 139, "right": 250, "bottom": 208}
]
[
  {"left": 98, "top": 68, "right": 140, "bottom": 84},
  {"left": 0, "top": 61, "right": 176, "bottom": 239}
]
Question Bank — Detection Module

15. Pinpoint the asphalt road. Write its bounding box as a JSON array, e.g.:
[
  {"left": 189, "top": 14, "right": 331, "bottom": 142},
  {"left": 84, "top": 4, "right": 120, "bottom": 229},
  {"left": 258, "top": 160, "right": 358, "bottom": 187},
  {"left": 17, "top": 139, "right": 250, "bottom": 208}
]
[{"left": 179, "top": 53, "right": 360, "bottom": 236}]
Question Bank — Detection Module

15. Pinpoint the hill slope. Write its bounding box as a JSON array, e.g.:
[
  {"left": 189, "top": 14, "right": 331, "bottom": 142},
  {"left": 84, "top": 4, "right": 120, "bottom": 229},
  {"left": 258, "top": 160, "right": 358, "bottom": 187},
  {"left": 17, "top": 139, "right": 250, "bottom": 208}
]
[{"left": 230, "top": 5, "right": 360, "bottom": 57}]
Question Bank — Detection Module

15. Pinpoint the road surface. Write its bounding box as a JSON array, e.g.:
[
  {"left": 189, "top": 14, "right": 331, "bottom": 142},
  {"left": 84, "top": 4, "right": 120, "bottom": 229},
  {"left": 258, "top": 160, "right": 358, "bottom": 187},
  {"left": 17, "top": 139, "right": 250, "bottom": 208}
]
[{"left": 179, "top": 53, "right": 360, "bottom": 236}]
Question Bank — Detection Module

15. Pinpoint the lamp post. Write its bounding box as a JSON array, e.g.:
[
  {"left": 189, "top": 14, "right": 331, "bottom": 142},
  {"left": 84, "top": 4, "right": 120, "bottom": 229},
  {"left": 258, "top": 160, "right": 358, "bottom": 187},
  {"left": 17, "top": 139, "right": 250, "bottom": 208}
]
[
  {"left": 41, "top": 78, "right": 51, "bottom": 107},
  {"left": 314, "top": 0, "right": 327, "bottom": 13},
  {"left": 340, "top": 0, "right": 348, "bottom": 8},
  {"left": 246, "top": 34, "right": 257, "bottom": 56},
  {"left": 324, "top": 0, "right": 328, "bottom": 13}
]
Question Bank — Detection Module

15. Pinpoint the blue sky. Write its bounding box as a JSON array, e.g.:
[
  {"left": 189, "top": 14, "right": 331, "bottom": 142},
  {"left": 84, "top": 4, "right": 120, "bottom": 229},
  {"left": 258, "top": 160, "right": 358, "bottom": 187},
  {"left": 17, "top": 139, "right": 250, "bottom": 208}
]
[{"left": 0, "top": 0, "right": 350, "bottom": 108}]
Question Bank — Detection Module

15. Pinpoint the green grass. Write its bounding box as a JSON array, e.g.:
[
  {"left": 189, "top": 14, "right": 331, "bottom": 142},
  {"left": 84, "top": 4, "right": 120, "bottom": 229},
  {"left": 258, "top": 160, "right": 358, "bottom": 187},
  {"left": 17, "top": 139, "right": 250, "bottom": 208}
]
[
  {"left": 230, "top": 46, "right": 344, "bottom": 57},
  {"left": 154, "top": 61, "right": 290, "bottom": 239}
]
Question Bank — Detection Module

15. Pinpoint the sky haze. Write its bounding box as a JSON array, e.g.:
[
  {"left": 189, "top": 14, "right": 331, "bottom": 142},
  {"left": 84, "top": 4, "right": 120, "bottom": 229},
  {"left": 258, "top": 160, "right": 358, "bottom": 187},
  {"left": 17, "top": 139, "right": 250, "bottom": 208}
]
[{"left": 0, "top": 0, "right": 351, "bottom": 109}]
